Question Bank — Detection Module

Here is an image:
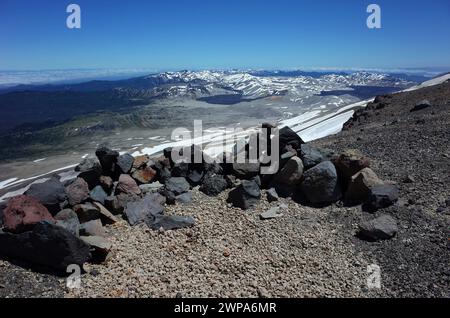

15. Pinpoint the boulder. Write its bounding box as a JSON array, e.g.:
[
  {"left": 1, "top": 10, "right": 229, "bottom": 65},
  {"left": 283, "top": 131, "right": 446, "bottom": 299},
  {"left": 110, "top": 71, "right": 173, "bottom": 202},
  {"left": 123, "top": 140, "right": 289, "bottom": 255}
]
[
  {"left": 73, "top": 202, "right": 101, "bottom": 223},
  {"left": 299, "top": 144, "right": 328, "bottom": 170},
  {"left": 358, "top": 215, "right": 398, "bottom": 241},
  {"left": 200, "top": 175, "right": 228, "bottom": 196},
  {"left": 300, "top": 161, "right": 342, "bottom": 205},
  {"left": 149, "top": 215, "right": 195, "bottom": 231},
  {"left": 266, "top": 188, "right": 279, "bottom": 202},
  {"left": 411, "top": 99, "right": 431, "bottom": 112},
  {"left": 79, "top": 219, "right": 106, "bottom": 237},
  {"left": 232, "top": 162, "right": 260, "bottom": 179},
  {"left": 345, "top": 168, "right": 385, "bottom": 203},
  {"left": 227, "top": 180, "right": 261, "bottom": 210},
  {"left": 75, "top": 158, "right": 102, "bottom": 188},
  {"left": 124, "top": 195, "right": 164, "bottom": 226},
  {"left": 115, "top": 174, "right": 141, "bottom": 196},
  {"left": 117, "top": 154, "right": 134, "bottom": 174},
  {"left": 132, "top": 167, "right": 157, "bottom": 184},
  {"left": 273, "top": 156, "right": 304, "bottom": 186},
  {"left": 25, "top": 176, "right": 67, "bottom": 215},
  {"left": 364, "top": 184, "right": 399, "bottom": 212},
  {"left": 0, "top": 222, "right": 91, "bottom": 272},
  {"left": 279, "top": 126, "right": 304, "bottom": 150},
  {"left": 159, "top": 189, "right": 176, "bottom": 205},
  {"left": 54, "top": 209, "right": 80, "bottom": 236},
  {"left": 95, "top": 144, "right": 119, "bottom": 176},
  {"left": 2, "top": 195, "right": 54, "bottom": 233},
  {"left": 66, "top": 178, "right": 90, "bottom": 206},
  {"left": 332, "top": 149, "right": 370, "bottom": 181},
  {"left": 165, "top": 177, "right": 190, "bottom": 196},
  {"left": 89, "top": 185, "right": 108, "bottom": 205},
  {"left": 176, "top": 192, "right": 192, "bottom": 204}
]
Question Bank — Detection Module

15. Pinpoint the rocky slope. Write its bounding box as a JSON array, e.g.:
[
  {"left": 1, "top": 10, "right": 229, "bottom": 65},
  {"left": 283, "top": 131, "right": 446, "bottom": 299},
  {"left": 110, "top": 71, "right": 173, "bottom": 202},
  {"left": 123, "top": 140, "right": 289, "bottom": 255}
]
[{"left": 0, "top": 80, "right": 449, "bottom": 298}]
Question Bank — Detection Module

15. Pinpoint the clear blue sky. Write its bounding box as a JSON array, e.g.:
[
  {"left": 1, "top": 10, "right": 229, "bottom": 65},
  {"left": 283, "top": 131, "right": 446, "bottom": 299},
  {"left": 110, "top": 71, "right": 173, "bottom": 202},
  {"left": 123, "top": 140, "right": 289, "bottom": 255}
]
[{"left": 1, "top": 0, "right": 449, "bottom": 70}]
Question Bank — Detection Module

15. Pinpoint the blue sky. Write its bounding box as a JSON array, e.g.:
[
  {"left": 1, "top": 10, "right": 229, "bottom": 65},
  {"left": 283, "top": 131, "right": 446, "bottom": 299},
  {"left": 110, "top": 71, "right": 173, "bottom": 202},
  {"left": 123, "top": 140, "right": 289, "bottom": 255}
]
[{"left": 1, "top": 0, "right": 450, "bottom": 71}]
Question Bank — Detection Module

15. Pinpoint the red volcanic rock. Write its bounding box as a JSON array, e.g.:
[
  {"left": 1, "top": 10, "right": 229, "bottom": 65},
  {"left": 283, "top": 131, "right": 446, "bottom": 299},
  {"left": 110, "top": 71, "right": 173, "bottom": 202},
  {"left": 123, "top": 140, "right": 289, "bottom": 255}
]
[
  {"left": 115, "top": 174, "right": 141, "bottom": 195},
  {"left": 66, "top": 178, "right": 90, "bottom": 206},
  {"left": 3, "top": 195, "right": 54, "bottom": 233},
  {"left": 132, "top": 167, "right": 157, "bottom": 184}
]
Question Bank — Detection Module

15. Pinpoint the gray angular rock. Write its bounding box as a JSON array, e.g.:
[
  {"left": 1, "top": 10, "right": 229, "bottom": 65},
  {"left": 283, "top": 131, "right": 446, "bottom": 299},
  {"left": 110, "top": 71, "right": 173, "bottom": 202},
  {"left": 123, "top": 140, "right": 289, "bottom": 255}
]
[
  {"left": 299, "top": 144, "right": 327, "bottom": 170},
  {"left": 73, "top": 202, "right": 101, "bottom": 223},
  {"left": 79, "top": 219, "right": 106, "bottom": 237},
  {"left": 80, "top": 235, "right": 111, "bottom": 259},
  {"left": 260, "top": 206, "right": 283, "bottom": 220},
  {"left": 364, "top": 184, "right": 399, "bottom": 212},
  {"left": 411, "top": 99, "right": 431, "bottom": 112},
  {"left": 187, "top": 169, "right": 204, "bottom": 186},
  {"left": 300, "top": 161, "right": 342, "bottom": 205},
  {"left": 104, "top": 193, "right": 138, "bottom": 215},
  {"left": 91, "top": 202, "right": 121, "bottom": 224},
  {"left": 165, "top": 177, "right": 190, "bottom": 195},
  {"left": 124, "top": 195, "right": 164, "bottom": 226},
  {"left": 117, "top": 153, "right": 134, "bottom": 174},
  {"left": 149, "top": 215, "right": 195, "bottom": 231},
  {"left": 266, "top": 188, "right": 279, "bottom": 202},
  {"left": 54, "top": 209, "right": 80, "bottom": 237},
  {"left": 89, "top": 185, "right": 108, "bottom": 205},
  {"left": 359, "top": 214, "right": 398, "bottom": 241},
  {"left": 176, "top": 192, "right": 192, "bottom": 204},
  {"left": 227, "top": 180, "right": 261, "bottom": 210},
  {"left": 139, "top": 181, "right": 164, "bottom": 194},
  {"left": 25, "top": 176, "right": 67, "bottom": 215},
  {"left": 0, "top": 222, "right": 91, "bottom": 272}
]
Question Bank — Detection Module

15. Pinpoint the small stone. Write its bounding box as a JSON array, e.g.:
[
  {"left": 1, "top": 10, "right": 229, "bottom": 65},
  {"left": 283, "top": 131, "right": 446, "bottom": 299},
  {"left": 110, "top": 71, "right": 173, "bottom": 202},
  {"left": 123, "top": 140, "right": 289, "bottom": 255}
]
[
  {"left": 359, "top": 214, "right": 398, "bottom": 241},
  {"left": 266, "top": 188, "right": 279, "bottom": 202},
  {"left": 260, "top": 207, "right": 283, "bottom": 220}
]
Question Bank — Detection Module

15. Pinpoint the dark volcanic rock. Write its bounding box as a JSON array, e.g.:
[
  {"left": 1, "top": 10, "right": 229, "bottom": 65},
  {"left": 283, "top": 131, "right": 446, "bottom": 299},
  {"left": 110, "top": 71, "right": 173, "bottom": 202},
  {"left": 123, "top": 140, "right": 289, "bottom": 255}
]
[
  {"left": 104, "top": 193, "right": 138, "bottom": 215},
  {"left": 171, "top": 162, "right": 190, "bottom": 177},
  {"left": 3, "top": 195, "right": 54, "bottom": 233},
  {"left": 95, "top": 144, "right": 119, "bottom": 176},
  {"left": 358, "top": 214, "right": 398, "bottom": 241},
  {"left": 117, "top": 154, "right": 134, "bottom": 174},
  {"left": 54, "top": 209, "right": 80, "bottom": 237},
  {"left": 266, "top": 188, "right": 279, "bottom": 202},
  {"left": 411, "top": 99, "right": 432, "bottom": 112},
  {"left": 73, "top": 202, "right": 101, "bottom": 223},
  {"left": 149, "top": 215, "right": 195, "bottom": 231},
  {"left": 99, "top": 175, "right": 113, "bottom": 193},
  {"left": 300, "top": 161, "right": 342, "bottom": 205},
  {"left": 165, "top": 177, "right": 190, "bottom": 196},
  {"left": 89, "top": 185, "right": 108, "bottom": 205},
  {"left": 299, "top": 144, "right": 327, "bottom": 170},
  {"left": 187, "top": 169, "right": 204, "bottom": 186},
  {"left": 66, "top": 178, "right": 90, "bottom": 206},
  {"left": 278, "top": 126, "right": 304, "bottom": 150},
  {"left": 273, "top": 156, "right": 303, "bottom": 186},
  {"left": 364, "top": 184, "right": 399, "bottom": 212},
  {"left": 200, "top": 175, "right": 228, "bottom": 196},
  {"left": 25, "top": 176, "right": 67, "bottom": 214},
  {"left": 115, "top": 174, "right": 141, "bottom": 196},
  {"left": 124, "top": 195, "right": 164, "bottom": 226},
  {"left": 227, "top": 180, "right": 261, "bottom": 210},
  {"left": 232, "top": 162, "right": 260, "bottom": 179},
  {"left": 0, "top": 222, "right": 91, "bottom": 272},
  {"left": 75, "top": 158, "right": 102, "bottom": 188}
]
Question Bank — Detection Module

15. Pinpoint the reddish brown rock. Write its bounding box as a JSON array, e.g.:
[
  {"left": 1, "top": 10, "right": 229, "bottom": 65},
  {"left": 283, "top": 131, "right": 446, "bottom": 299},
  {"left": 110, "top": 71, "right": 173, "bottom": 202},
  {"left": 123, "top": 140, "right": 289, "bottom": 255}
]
[
  {"left": 3, "top": 195, "right": 54, "bottom": 233},
  {"left": 66, "top": 178, "right": 90, "bottom": 206},
  {"left": 99, "top": 175, "right": 113, "bottom": 192},
  {"left": 345, "top": 168, "right": 385, "bottom": 203},
  {"left": 115, "top": 174, "right": 141, "bottom": 196},
  {"left": 332, "top": 149, "right": 370, "bottom": 181},
  {"left": 132, "top": 167, "right": 157, "bottom": 184},
  {"left": 132, "top": 155, "right": 150, "bottom": 170}
]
